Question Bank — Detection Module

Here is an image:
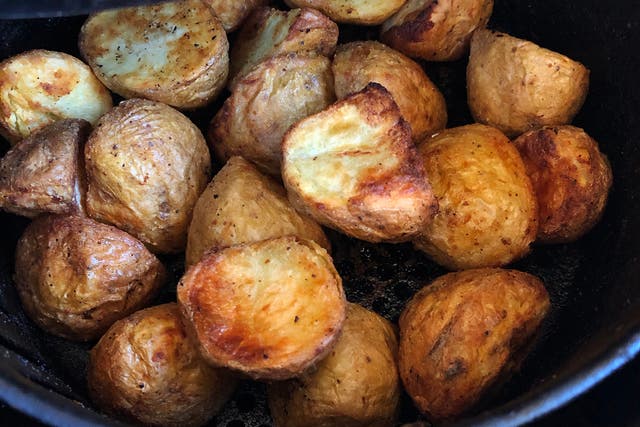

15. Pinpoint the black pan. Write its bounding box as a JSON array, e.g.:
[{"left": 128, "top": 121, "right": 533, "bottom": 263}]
[{"left": 0, "top": 1, "right": 639, "bottom": 426}]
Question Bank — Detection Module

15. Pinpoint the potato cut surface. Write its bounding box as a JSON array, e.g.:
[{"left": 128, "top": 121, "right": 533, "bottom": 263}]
[
  {"left": 285, "top": 0, "right": 406, "bottom": 25},
  {"left": 202, "top": 0, "right": 269, "bottom": 31}
]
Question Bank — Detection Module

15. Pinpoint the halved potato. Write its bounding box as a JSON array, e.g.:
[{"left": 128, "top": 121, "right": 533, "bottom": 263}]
[
  {"left": 79, "top": 0, "right": 229, "bottom": 109},
  {"left": 284, "top": 0, "right": 406, "bottom": 25},
  {"left": 202, "top": 0, "right": 268, "bottom": 32},
  {"left": 282, "top": 83, "right": 437, "bottom": 243},
  {"left": 177, "top": 236, "right": 346, "bottom": 380}
]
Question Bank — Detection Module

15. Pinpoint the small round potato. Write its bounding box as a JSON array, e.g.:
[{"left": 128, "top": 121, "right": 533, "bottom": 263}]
[
  {"left": 0, "top": 50, "right": 112, "bottom": 144},
  {"left": 178, "top": 236, "right": 346, "bottom": 380},
  {"left": 513, "top": 126, "right": 613, "bottom": 243},
  {"left": 381, "top": 0, "right": 494, "bottom": 61},
  {"left": 14, "top": 215, "right": 166, "bottom": 341},
  {"left": 333, "top": 41, "right": 447, "bottom": 142},
  {"left": 284, "top": 0, "right": 406, "bottom": 25},
  {"left": 88, "top": 303, "right": 237, "bottom": 427},
  {"left": 85, "top": 98, "right": 211, "bottom": 254},
  {"left": 268, "top": 303, "right": 400, "bottom": 427},
  {"left": 399, "top": 268, "right": 550, "bottom": 420},
  {"left": 414, "top": 124, "right": 538, "bottom": 270},
  {"left": 467, "top": 28, "right": 590, "bottom": 137},
  {"left": 202, "top": 0, "right": 269, "bottom": 32}
]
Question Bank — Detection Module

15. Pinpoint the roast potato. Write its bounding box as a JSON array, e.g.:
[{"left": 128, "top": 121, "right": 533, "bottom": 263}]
[
  {"left": 414, "top": 124, "right": 537, "bottom": 270},
  {"left": 79, "top": 0, "right": 229, "bottom": 109},
  {"left": 14, "top": 215, "right": 166, "bottom": 341},
  {"left": 333, "top": 40, "right": 447, "bottom": 142},
  {"left": 186, "top": 156, "right": 330, "bottom": 267},
  {"left": 0, "top": 49, "right": 112, "bottom": 144},
  {"left": 202, "top": 0, "right": 269, "bottom": 32},
  {"left": 268, "top": 303, "right": 400, "bottom": 427},
  {"left": 284, "top": 0, "right": 406, "bottom": 25},
  {"left": 178, "top": 236, "right": 346, "bottom": 380},
  {"left": 85, "top": 98, "right": 211, "bottom": 254},
  {"left": 88, "top": 303, "right": 236, "bottom": 427},
  {"left": 467, "top": 28, "right": 590, "bottom": 137},
  {"left": 0, "top": 119, "right": 89, "bottom": 218},
  {"left": 282, "top": 83, "right": 437, "bottom": 243},
  {"left": 399, "top": 268, "right": 550, "bottom": 420},
  {"left": 513, "top": 126, "right": 613, "bottom": 243}
]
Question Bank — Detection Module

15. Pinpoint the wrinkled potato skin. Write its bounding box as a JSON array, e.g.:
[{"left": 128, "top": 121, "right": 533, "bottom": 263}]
[
  {"left": 0, "top": 119, "right": 89, "bottom": 218},
  {"left": 467, "top": 29, "right": 589, "bottom": 137},
  {"left": 381, "top": 0, "right": 494, "bottom": 61},
  {"left": 284, "top": 0, "right": 406, "bottom": 25},
  {"left": 186, "top": 156, "right": 330, "bottom": 267},
  {"left": 333, "top": 41, "right": 447, "bottom": 142},
  {"left": 85, "top": 98, "right": 211, "bottom": 254},
  {"left": 14, "top": 215, "right": 165, "bottom": 341},
  {"left": 414, "top": 124, "right": 537, "bottom": 270},
  {"left": 268, "top": 303, "right": 400, "bottom": 427},
  {"left": 513, "top": 126, "right": 612, "bottom": 243},
  {"left": 399, "top": 268, "right": 550, "bottom": 420},
  {"left": 210, "top": 53, "right": 335, "bottom": 176},
  {"left": 88, "top": 304, "right": 237, "bottom": 427},
  {"left": 202, "top": 0, "right": 269, "bottom": 31}
]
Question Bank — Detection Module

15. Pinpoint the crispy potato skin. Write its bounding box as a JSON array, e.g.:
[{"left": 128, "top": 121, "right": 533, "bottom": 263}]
[
  {"left": 178, "top": 236, "right": 346, "bottom": 380},
  {"left": 333, "top": 41, "right": 447, "bottom": 142},
  {"left": 80, "top": 0, "right": 229, "bottom": 109},
  {"left": 0, "top": 119, "right": 89, "bottom": 218},
  {"left": 88, "top": 304, "right": 236, "bottom": 427},
  {"left": 399, "top": 268, "right": 550, "bottom": 420},
  {"left": 0, "top": 50, "right": 112, "bottom": 144},
  {"left": 282, "top": 83, "right": 437, "bottom": 243},
  {"left": 186, "top": 156, "right": 330, "bottom": 267},
  {"left": 381, "top": 0, "right": 494, "bottom": 61},
  {"left": 284, "top": 0, "right": 406, "bottom": 25},
  {"left": 513, "top": 126, "right": 612, "bottom": 243},
  {"left": 414, "top": 124, "right": 537, "bottom": 270},
  {"left": 202, "top": 0, "right": 269, "bottom": 32},
  {"left": 14, "top": 215, "right": 166, "bottom": 341},
  {"left": 467, "top": 29, "right": 590, "bottom": 137},
  {"left": 268, "top": 303, "right": 400, "bottom": 427},
  {"left": 210, "top": 53, "right": 335, "bottom": 175}
]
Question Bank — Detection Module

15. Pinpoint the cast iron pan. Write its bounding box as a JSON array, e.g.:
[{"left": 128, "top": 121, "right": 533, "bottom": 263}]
[{"left": 0, "top": 1, "right": 639, "bottom": 426}]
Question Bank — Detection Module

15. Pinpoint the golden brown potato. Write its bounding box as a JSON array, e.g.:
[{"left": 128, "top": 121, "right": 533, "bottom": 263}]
[
  {"left": 178, "top": 236, "right": 346, "bottom": 380},
  {"left": 228, "top": 7, "right": 338, "bottom": 89},
  {"left": 282, "top": 83, "right": 437, "bottom": 243},
  {"left": 333, "top": 40, "right": 447, "bottom": 142},
  {"left": 284, "top": 0, "right": 406, "bottom": 25},
  {"left": 381, "top": 0, "right": 494, "bottom": 61},
  {"left": 186, "top": 156, "right": 330, "bottom": 267},
  {"left": 268, "top": 303, "right": 400, "bottom": 427},
  {"left": 88, "top": 303, "right": 237, "bottom": 427},
  {"left": 0, "top": 50, "right": 112, "bottom": 144},
  {"left": 513, "top": 126, "right": 612, "bottom": 243},
  {"left": 467, "top": 29, "right": 590, "bottom": 137},
  {"left": 14, "top": 215, "right": 166, "bottom": 341},
  {"left": 0, "top": 119, "right": 89, "bottom": 218},
  {"left": 210, "top": 53, "right": 335, "bottom": 176},
  {"left": 399, "top": 268, "right": 550, "bottom": 420},
  {"left": 79, "top": 0, "right": 229, "bottom": 109},
  {"left": 85, "top": 98, "right": 211, "bottom": 254},
  {"left": 414, "top": 124, "right": 537, "bottom": 270},
  {"left": 202, "top": 0, "right": 269, "bottom": 32}
]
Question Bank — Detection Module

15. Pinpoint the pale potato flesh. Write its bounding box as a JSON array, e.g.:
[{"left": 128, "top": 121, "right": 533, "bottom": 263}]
[
  {"left": 285, "top": 0, "right": 406, "bottom": 25},
  {"left": 202, "top": 0, "right": 269, "bottom": 31}
]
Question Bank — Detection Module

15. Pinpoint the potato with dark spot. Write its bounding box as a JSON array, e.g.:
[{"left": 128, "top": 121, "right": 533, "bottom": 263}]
[
  {"left": 202, "top": 0, "right": 269, "bottom": 32},
  {"left": 284, "top": 0, "right": 406, "bottom": 25}
]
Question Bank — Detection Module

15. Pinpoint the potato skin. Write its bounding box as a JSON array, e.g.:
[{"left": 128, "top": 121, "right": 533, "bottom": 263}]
[
  {"left": 381, "top": 0, "right": 494, "bottom": 61},
  {"left": 284, "top": 0, "right": 406, "bottom": 25},
  {"left": 513, "top": 126, "right": 612, "bottom": 243},
  {"left": 333, "top": 41, "right": 447, "bottom": 142},
  {"left": 85, "top": 98, "right": 211, "bottom": 254},
  {"left": 467, "top": 29, "right": 590, "bottom": 137},
  {"left": 399, "top": 268, "right": 550, "bottom": 420},
  {"left": 414, "top": 124, "right": 537, "bottom": 270},
  {"left": 268, "top": 303, "right": 400, "bottom": 427},
  {"left": 14, "top": 215, "right": 166, "bottom": 341},
  {"left": 88, "top": 303, "right": 236, "bottom": 427},
  {"left": 202, "top": 0, "right": 269, "bottom": 32}
]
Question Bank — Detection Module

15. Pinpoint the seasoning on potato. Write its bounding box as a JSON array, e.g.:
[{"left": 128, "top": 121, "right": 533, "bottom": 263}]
[
  {"left": 399, "top": 268, "right": 550, "bottom": 420},
  {"left": 284, "top": 0, "right": 406, "bottom": 25},
  {"left": 414, "top": 124, "right": 538, "bottom": 270},
  {"left": 88, "top": 303, "right": 236, "bottom": 427},
  {"left": 268, "top": 303, "right": 401, "bottom": 427},
  {"left": 0, "top": 49, "right": 112, "bottom": 144},
  {"left": 79, "top": 0, "right": 229, "bottom": 109},
  {"left": 202, "top": 0, "right": 268, "bottom": 32},
  {"left": 178, "top": 236, "right": 346, "bottom": 380},
  {"left": 14, "top": 215, "right": 166, "bottom": 341},
  {"left": 85, "top": 98, "right": 211, "bottom": 254},
  {"left": 467, "top": 28, "right": 590, "bottom": 137},
  {"left": 513, "top": 125, "right": 613, "bottom": 243}
]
